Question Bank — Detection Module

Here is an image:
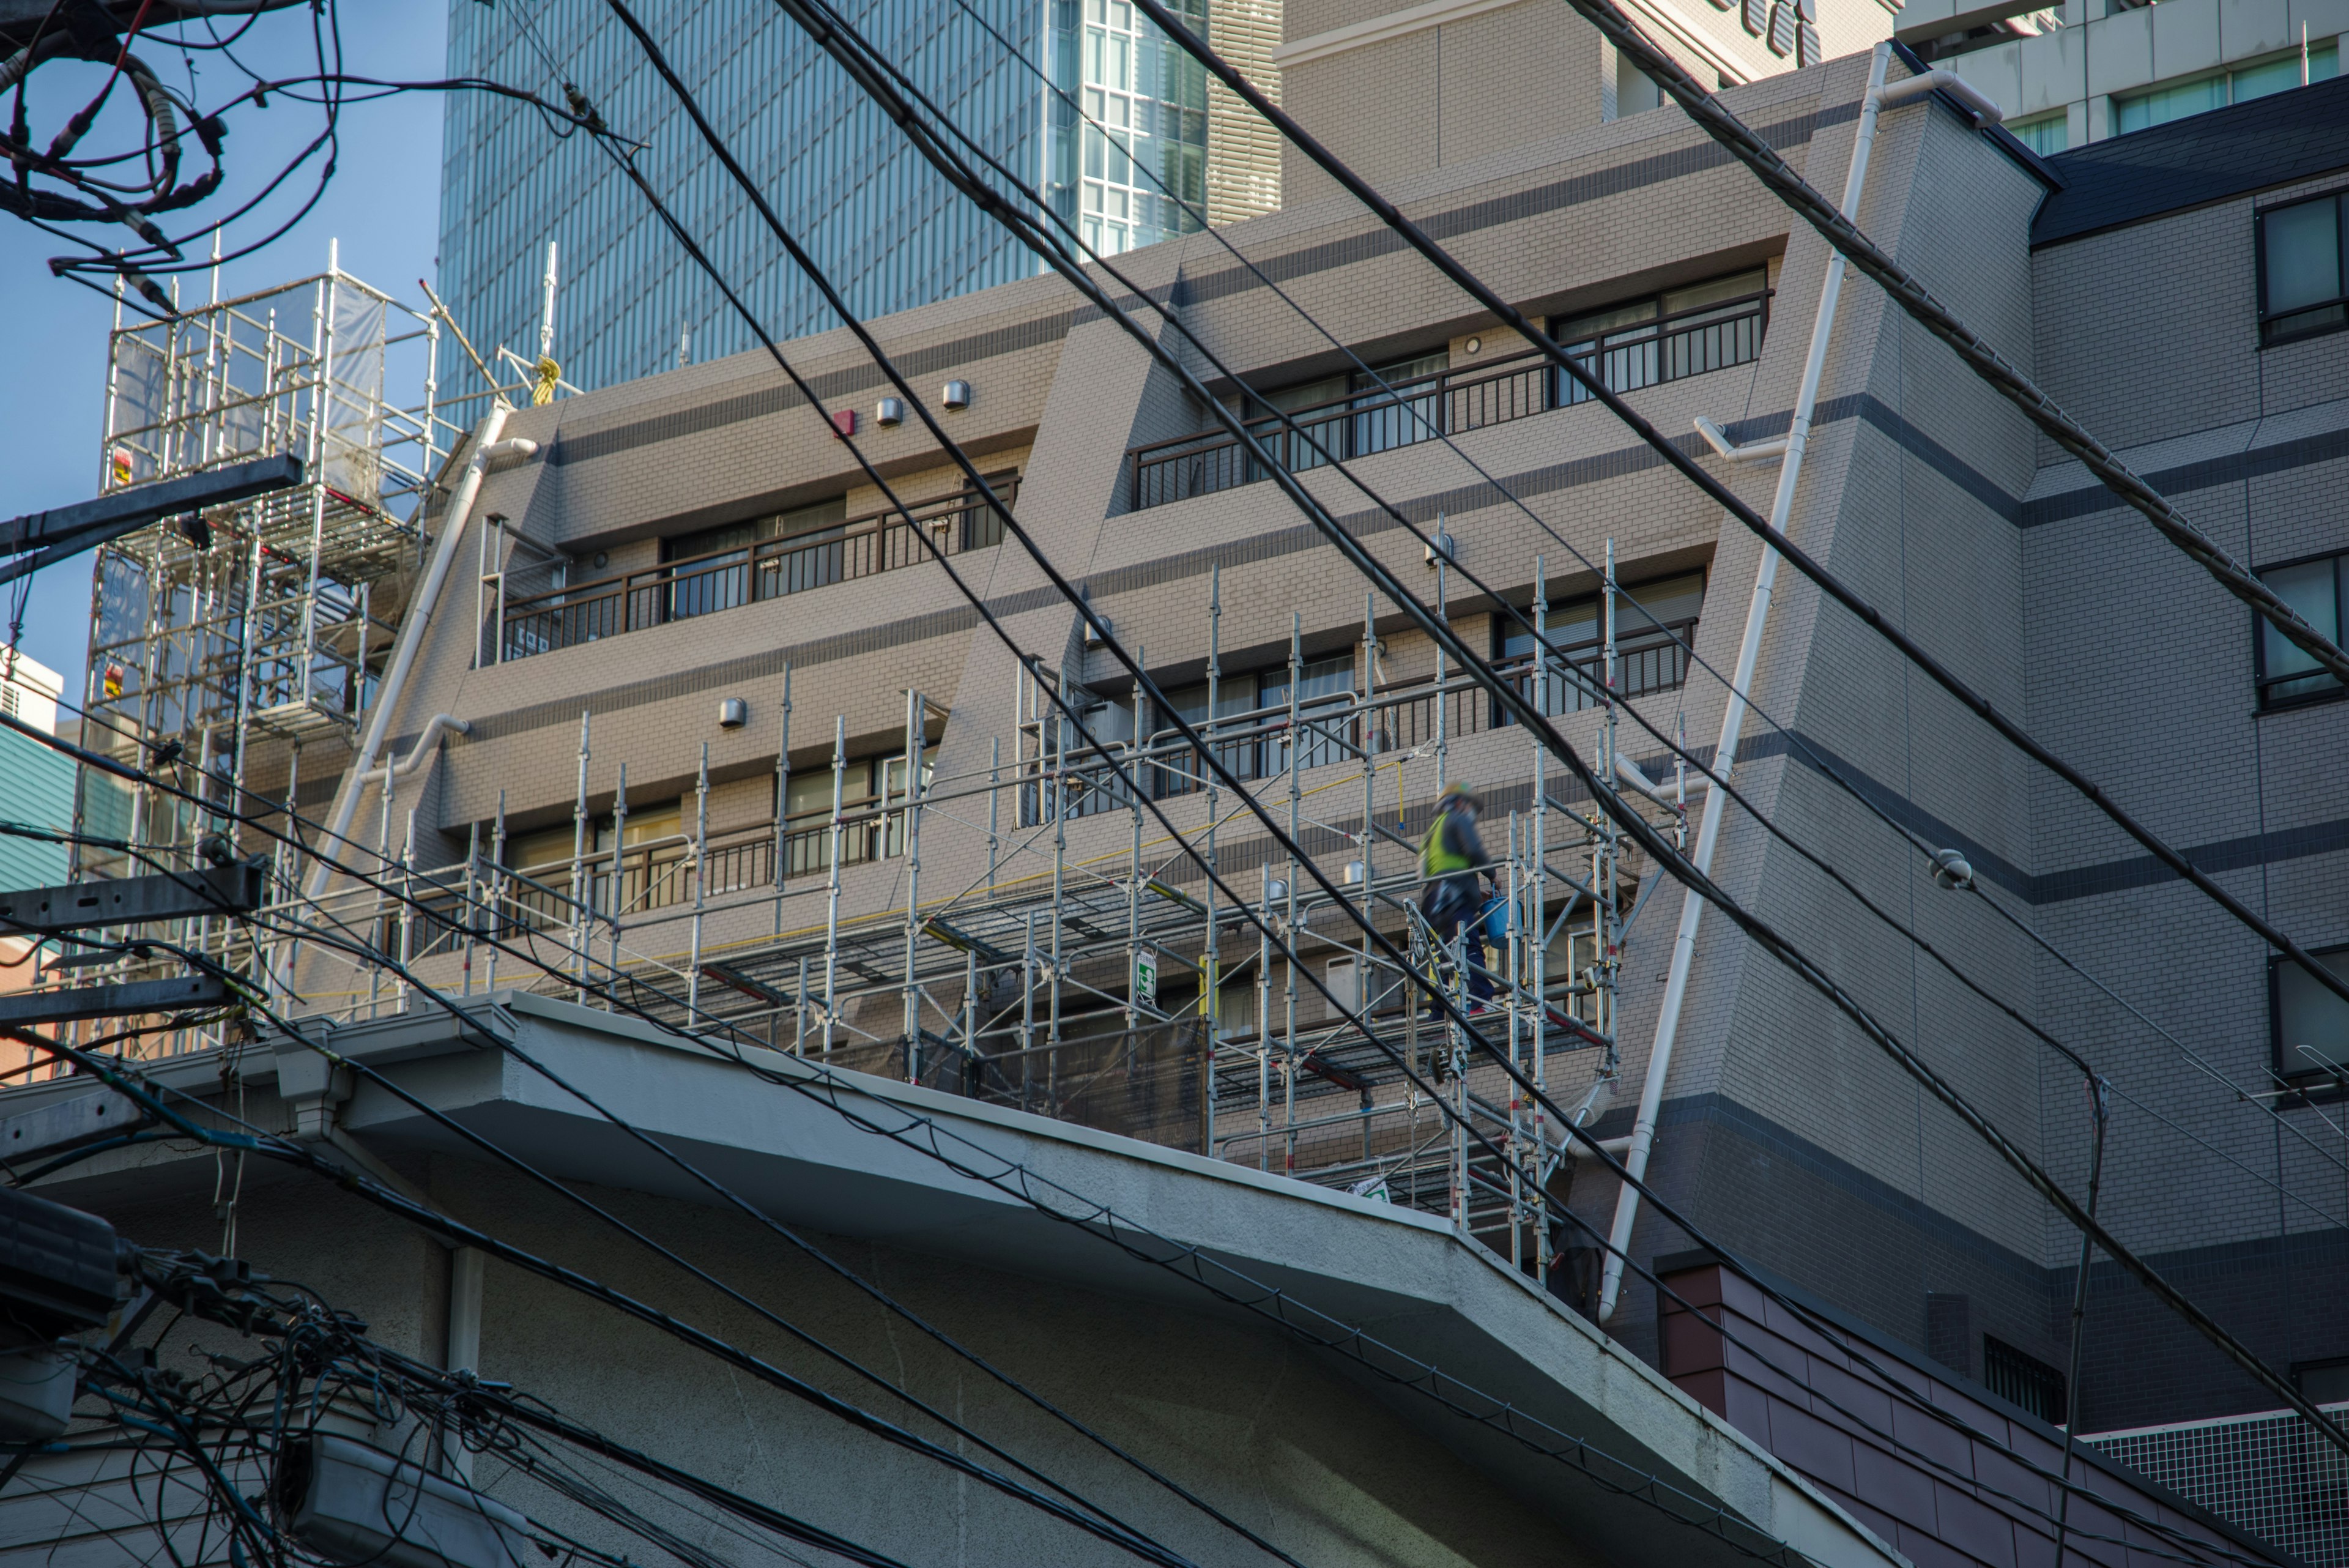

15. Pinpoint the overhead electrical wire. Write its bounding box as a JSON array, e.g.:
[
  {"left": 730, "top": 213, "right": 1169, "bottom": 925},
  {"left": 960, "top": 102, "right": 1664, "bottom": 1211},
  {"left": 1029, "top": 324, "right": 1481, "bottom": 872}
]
[
  {"left": 1555, "top": 0, "right": 2349, "bottom": 694},
  {"left": 23, "top": 0, "right": 2349, "bottom": 1476},
  {"left": 13, "top": 18, "right": 2274, "bottom": 1542},
  {"left": 1100, "top": 0, "right": 2349, "bottom": 1033},
  {"left": 26, "top": 1024, "right": 1838, "bottom": 1568},
  {"left": 893, "top": 0, "right": 2349, "bottom": 1195},
  {"left": 659, "top": 0, "right": 2349, "bottom": 1239},
  {"left": 582, "top": 0, "right": 2349, "bottom": 1458},
  {"left": 18, "top": 1032, "right": 1221, "bottom": 1568},
  {"left": 9, "top": 18, "right": 2330, "bottom": 1551},
  {"left": 3, "top": 760, "right": 2265, "bottom": 1568}
]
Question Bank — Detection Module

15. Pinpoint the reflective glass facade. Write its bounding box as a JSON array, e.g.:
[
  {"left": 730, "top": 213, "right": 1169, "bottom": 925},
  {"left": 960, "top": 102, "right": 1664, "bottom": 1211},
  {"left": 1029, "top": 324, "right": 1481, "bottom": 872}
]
[
  {"left": 1057, "top": 0, "right": 1209, "bottom": 255},
  {"left": 438, "top": 0, "right": 1053, "bottom": 390}
]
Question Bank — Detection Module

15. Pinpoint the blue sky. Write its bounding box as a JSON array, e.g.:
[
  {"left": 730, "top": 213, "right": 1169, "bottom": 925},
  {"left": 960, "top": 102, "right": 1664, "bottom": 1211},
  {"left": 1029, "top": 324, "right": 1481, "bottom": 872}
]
[{"left": 0, "top": 1, "right": 448, "bottom": 694}]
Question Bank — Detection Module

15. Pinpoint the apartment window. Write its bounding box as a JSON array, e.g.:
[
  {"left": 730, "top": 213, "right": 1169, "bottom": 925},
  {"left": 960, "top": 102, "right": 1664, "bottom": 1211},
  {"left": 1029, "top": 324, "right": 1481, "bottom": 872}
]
[
  {"left": 1154, "top": 656, "right": 1354, "bottom": 790},
  {"left": 2258, "top": 193, "right": 2349, "bottom": 346},
  {"left": 662, "top": 497, "right": 849, "bottom": 620},
  {"left": 2297, "top": 1356, "right": 2349, "bottom": 1404},
  {"left": 2253, "top": 548, "right": 2345, "bottom": 707},
  {"left": 1499, "top": 571, "right": 1707, "bottom": 716},
  {"left": 2008, "top": 111, "right": 2066, "bottom": 156},
  {"left": 2271, "top": 945, "right": 2349, "bottom": 1082},
  {"left": 1261, "top": 655, "right": 1356, "bottom": 772},
  {"left": 1983, "top": 1336, "right": 2067, "bottom": 1425},
  {"left": 1552, "top": 269, "right": 1769, "bottom": 406},
  {"left": 782, "top": 748, "right": 929, "bottom": 874},
  {"left": 2114, "top": 43, "right": 2339, "bottom": 135}
]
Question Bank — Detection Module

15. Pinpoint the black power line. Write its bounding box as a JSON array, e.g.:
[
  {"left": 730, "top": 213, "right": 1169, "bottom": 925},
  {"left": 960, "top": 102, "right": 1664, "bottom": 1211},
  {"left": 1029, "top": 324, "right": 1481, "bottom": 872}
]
[{"left": 604, "top": 0, "right": 2349, "bottom": 1461}]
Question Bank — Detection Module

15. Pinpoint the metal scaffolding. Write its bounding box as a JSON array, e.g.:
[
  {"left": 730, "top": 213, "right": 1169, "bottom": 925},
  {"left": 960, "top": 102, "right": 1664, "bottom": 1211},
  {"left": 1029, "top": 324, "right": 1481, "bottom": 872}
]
[
  {"left": 54, "top": 243, "right": 1689, "bottom": 1269},
  {"left": 276, "top": 546, "right": 1692, "bottom": 1281}
]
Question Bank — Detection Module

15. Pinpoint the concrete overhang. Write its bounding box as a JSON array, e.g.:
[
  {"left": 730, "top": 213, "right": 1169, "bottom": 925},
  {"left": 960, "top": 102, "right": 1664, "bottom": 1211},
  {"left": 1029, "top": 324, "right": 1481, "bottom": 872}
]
[{"left": 13, "top": 994, "right": 1907, "bottom": 1568}]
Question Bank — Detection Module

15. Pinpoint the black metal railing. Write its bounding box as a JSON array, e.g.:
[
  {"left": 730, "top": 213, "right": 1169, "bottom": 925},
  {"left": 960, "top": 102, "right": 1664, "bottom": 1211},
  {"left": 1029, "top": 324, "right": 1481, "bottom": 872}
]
[
  {"left": 1059, "top": 615, "right": 1696, "bottom": 810},
  {"left": 1127, "top": 291, "right": 1768, "bottom": 510},
  {"left": 499, "top": 478, "right": 1015, "bottom": 662},
  {"left": 1556, "top": 291, "right": 1770, "bottom": 408}
]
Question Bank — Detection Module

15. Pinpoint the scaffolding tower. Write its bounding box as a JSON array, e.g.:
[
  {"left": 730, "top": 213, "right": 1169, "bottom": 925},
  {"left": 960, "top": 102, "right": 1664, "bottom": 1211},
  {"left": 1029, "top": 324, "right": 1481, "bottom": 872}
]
[{"left": 75, "top": 247, "right": 472, "bottom": 887}]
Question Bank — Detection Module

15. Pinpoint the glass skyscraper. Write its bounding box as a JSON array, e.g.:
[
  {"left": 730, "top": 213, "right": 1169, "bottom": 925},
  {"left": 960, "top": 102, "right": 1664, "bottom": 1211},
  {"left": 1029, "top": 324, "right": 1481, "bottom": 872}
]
[{"left": 438, "top": 0, "right": 1226, "bottom": 392}]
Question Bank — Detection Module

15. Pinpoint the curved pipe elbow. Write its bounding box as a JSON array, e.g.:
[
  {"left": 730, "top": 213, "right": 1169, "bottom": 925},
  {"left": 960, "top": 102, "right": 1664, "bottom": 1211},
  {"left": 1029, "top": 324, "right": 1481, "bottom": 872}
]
[
  {"left": 360, "top": 714, "right": 473, "bottom": 787},
  {"left": 1877, "top": 68, "right": 2006, "bottom": 125}
]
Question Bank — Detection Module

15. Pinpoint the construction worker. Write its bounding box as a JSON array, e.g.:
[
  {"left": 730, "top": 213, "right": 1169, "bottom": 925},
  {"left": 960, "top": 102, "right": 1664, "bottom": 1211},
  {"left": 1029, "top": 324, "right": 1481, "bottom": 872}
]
[{"left": 1419, "top": 782, "right": 1494, "bottom": 1009}]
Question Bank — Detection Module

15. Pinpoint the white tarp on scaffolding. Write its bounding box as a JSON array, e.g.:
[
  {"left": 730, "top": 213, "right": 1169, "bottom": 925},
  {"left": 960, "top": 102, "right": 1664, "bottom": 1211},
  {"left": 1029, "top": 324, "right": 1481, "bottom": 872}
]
[{"left": 324, "top": 286, "right": 387, "bottom": 506}]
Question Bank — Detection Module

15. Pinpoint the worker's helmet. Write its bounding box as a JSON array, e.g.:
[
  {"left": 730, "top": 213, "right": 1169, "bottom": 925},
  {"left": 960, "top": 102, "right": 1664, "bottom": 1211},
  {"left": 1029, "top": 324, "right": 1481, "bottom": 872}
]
[{"left": 1438, "top": 781, "right": 1481, "bottom": 811}]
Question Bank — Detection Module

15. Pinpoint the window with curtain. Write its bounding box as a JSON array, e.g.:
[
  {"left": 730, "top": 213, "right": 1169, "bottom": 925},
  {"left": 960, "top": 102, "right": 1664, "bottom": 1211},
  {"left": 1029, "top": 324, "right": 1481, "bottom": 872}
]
[
  {"left": 2255, "top": 550, "right": 2345, "bottom": 707},
  {"left": 1552, "top": 269, "right": 1769, "bottom": 405},
  {"left": 2258, "top": 192, "right": 2348, "bottom": 346},
  {"left": 662, "top": 496, "right": 850, "bottom": 621},
  {"left": 1159, "top": 672, "right": 1260, "bottom": 791},
  {"left": 1501, "top": 571, "right": 1706, "bottom": 715},
  {"left": 1261, "top": 655, "right": 1356, "bottom": 773},
  {"left": 1349, "top": 351, "right": 1449, "bottom": 459},
  {"left": 2009, "top": 112, "right": 2066, "bottom": 155},
  {"left": 2113, "top": 43, "right": 2338, "bottom": 135},
  {"left": 2272, "top": 945, "right": 2349, "bottom": 1080}
]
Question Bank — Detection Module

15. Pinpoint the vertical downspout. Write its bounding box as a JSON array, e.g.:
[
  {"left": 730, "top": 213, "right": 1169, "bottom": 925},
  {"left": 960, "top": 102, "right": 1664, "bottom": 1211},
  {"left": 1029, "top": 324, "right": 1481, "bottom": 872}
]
[{"left": 1597, "top": 45, "right": 1891, "bottom": 1323}]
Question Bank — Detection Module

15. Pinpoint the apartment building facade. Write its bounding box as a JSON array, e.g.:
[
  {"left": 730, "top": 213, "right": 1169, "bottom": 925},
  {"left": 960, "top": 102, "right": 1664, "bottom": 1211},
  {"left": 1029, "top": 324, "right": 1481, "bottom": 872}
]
[
  {"left": 1901, "top": 0, "right": 2347, "bottom": 153},
  {"left": 291, "top": 39, "right": 2349, "bottom": 1558}
]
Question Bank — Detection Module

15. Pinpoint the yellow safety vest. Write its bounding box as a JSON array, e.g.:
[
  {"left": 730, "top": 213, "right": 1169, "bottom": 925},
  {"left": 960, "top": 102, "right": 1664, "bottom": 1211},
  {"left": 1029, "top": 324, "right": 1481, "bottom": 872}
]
[{"left": 1421, "top": 808, "right": 1471, "bottom": 877}]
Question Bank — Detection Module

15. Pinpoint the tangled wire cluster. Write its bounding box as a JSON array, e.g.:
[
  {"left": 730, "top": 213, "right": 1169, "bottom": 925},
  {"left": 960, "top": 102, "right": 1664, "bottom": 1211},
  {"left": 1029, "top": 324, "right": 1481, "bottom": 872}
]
[
  {"left": 33, "top": 1236, "right": 897, "bottom": 1568},
  {"left": 2, "top": 1, "right": 334, "bottom": 314}
]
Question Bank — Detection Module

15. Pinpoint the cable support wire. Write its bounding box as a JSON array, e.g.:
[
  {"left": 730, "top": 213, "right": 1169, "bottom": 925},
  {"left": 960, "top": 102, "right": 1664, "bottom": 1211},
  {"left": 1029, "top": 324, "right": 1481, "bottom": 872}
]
[
  {"left": 9, "top": 15, "right": 2339, "bottom": 1533},
  {"left": 6, "top": 750, "right": 2270, "bottom": 1568},
  {"left": 866, "top": 0, "right": 2349, "bottom": 1191},
  {"left": 41, "top": 43, "right": 2292, "bottom": 1561},
  {"left": 42, "top": 1239, "right": 920, "bottom": 1568},
  {"left": 21, "top": 1025, "right": 1835, "bottom": 1568},
  {"left": 570, "top": 0, "right": 2349, "bottom": 1462},
  {"left": 1094, "top": 0, "right": 2349, "bottom": 1042},
  {"left": 16, "top": 1030, "right": 1216, "bottom": 1568}
]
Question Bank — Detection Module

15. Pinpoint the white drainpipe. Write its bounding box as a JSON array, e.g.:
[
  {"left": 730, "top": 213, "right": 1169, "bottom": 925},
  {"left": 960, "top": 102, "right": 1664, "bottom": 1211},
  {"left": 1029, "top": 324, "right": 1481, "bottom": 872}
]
[
  {"left": 1595, "top": 45, "right": 1896, "bottom": 1323},
  {"left": 304, "top": 408, "right": 533, "bottom": 902}
]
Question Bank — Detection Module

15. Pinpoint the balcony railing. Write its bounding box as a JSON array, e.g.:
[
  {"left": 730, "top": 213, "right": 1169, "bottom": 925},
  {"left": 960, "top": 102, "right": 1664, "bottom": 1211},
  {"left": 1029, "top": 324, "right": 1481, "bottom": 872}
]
[
  {"left": 1555, "top": 290, "right": 1770, "bottom": 408},
  {"left": 497, "top": 478, "right": 1016, "bottom": 663},
  {"left": 1052, "top": 614, "right": 1696, "bottom": 812},
  {"left": 1126, "top": 291, "right": 1768, "bottom": 510},
  {"left": 388, "top": 795, "right": 924, "bottom": 958}
]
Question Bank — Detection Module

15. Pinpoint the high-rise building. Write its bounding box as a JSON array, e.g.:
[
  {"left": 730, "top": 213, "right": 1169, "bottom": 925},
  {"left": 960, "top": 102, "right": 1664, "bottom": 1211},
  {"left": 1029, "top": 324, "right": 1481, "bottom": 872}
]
[
  {"left": 436, "top": 0, "right": 1901, "bottom": 394},
  {"left": 0, "top": 649, "right": 72, "bottom": 894},
  {"left": 437, "top": 0, "right": 1267, "bottom": 391}
]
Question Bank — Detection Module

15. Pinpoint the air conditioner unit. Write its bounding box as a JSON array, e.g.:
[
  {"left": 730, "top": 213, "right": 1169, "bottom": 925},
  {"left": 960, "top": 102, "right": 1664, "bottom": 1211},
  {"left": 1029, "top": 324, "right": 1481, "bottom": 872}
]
[{"left": 278, "top": 1433, "right": 536, "bottom": 1568}]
